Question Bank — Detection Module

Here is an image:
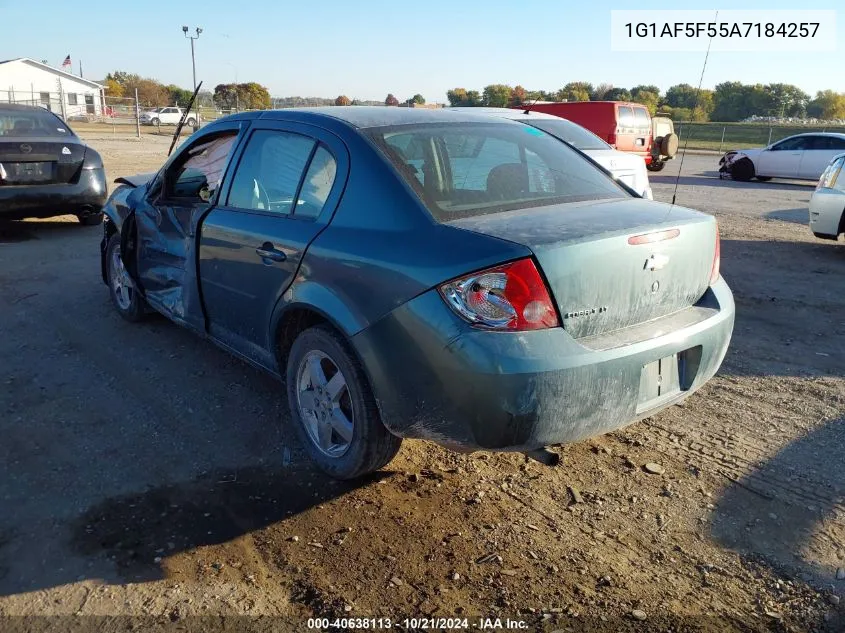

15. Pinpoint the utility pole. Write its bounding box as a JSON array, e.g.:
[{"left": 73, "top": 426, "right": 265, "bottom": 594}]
[{"left": 182, "top": 26, "right": 202, "bottom": 127}]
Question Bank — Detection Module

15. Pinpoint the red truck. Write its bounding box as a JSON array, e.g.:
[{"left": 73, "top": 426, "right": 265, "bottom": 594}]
[{"left": 522, "top": 101, "right": 678, "bottom": 171}]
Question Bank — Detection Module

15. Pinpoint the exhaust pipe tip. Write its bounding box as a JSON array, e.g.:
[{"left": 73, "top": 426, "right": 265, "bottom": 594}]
[{"left": 524, "top": 447, "right": 560, "bottom": 467}]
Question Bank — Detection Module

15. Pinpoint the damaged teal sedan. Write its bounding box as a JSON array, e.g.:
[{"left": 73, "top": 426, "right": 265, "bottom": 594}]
[{"left": 100, "top": 107, "right": 734, "bottom": 479}]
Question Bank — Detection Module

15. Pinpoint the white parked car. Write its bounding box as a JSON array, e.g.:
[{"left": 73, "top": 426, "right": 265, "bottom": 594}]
[
  {"left": 719, "top": 132, "right": 845, "bottom": 182},
  {"left": 448, "top": 107, "right": 653, "bottom": 199},
  {"left": 139, "top": 106, "right": 196, "bottom": 127},
  {"left": 809, "top": 152, "right": 845, "bottom": 241}
]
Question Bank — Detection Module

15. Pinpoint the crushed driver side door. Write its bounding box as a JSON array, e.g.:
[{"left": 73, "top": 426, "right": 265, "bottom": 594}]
[{"left": 129, "top": 123, "right": 244, "bottom": 332}]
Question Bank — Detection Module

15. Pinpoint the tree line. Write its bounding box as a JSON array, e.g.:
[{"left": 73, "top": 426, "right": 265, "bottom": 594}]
[
  {"left": 332, "top": 94, "right": 426, "bottom": 106},
  {"left": 104, "top": 71, "right": 273, "bottom": 110},
  {"left": 446, "top": 82, "right": 845, "bottom": 122}
]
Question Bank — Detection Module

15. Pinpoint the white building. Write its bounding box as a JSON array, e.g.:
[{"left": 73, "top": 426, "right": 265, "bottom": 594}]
[{"left": 0, "top": 57, "right": 104, "bottom": 119}]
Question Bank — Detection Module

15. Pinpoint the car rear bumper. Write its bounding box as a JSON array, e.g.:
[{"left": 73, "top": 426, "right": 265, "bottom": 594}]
[
  {"left": 0, "top": 168, "right": 107, "bottom": 219},
  {"left": 353, "top": 278, "right": 734, "bottom": 452},
  {"left": 809, "top": 200, "right": 843, "bottom": 237}
]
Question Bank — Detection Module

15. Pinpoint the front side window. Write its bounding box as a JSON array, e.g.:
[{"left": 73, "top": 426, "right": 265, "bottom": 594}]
[
  {"left": 369, "top": 122, "right": 627, "bottom": 221},
  {"left": 227, "top": 130, "right": 316, "bottom": 215},
  {"left": 772, "top": 136, "right": 809, "bottom": 151},
  {"left": 168, "top": 133, "right": 238, "bottom": 201}
]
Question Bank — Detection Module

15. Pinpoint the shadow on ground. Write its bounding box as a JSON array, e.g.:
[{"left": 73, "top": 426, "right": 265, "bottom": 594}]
[
  {"left": 0, "top": 218, "right": 90, "bottom": 243},
  {"left": 69, "top": 466, "right": 388, "bottom": 584},
  {"left": 764, "top": 208, "right": 810, "bottom": 225},
  {"left": 711, "top": 415, "right": 845, "bottom": 589},
  {"left": 718, "top": 238, "right": 845, "bottom": 379},
  {"left": 0, "top": 465, "right": 388, "bottom": 595}
]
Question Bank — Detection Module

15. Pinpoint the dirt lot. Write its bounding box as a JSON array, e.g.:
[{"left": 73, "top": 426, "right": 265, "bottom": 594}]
[{"left": 0, "top": 137, "right": 843, "bottom": 632}]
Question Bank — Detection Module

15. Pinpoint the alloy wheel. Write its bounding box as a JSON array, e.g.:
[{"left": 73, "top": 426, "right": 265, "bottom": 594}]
[
  {"left": 110, "top": 245, "right": 134, "bottom": 310},
  {"left": 295, "top": 350, "right": 354, "bottom": 457}
]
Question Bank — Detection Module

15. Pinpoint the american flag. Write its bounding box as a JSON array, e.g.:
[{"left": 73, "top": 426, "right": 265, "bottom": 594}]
[{"left": 61, "top": 55, "right": 71, "bottom": 69}]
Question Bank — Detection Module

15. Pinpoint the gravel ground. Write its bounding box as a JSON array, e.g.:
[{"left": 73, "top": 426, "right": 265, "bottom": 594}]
[{"left": 0, "top": 138, "right": 843, "bottom": 632}]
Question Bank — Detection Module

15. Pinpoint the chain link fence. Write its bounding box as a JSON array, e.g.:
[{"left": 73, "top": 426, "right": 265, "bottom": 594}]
[{"left": 675, "top": 122, "right": 845, "bottom": 153}]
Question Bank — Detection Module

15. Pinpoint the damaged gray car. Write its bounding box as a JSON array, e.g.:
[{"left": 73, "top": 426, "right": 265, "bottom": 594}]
[{"left": 101, "top": 107, "right": 735, "bottom": 479}]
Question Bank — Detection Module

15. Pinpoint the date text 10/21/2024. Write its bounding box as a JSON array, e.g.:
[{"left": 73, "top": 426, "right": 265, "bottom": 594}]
[{"left": 306, "top": 617, "right": 529, "bottom": 630}]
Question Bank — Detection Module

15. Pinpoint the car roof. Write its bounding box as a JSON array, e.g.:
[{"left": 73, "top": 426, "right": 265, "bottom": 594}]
[
  {"left": 0, "top": 103, "right": 53, "bottom": 113},
  {"left": 781, "top": 132, "right": 845, "bottom": 140},
  {"left": 443, "top": 107, "right": 560, "bottom": 121},
  {"left": 251, "top": 106, "right": 523, "bottom": 129}
]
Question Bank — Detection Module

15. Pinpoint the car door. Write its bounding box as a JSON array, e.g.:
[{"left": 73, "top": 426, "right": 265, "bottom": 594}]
[
  {"left": 199, "top": 121, "right": 349, "bottom": 366},
  {"left": 798, "top": 136, "right": 845, "bottom": 180},
  {"left": 160, "top": 107, "right": 176, "bottom": 124},
  {"left": 614, "top": 105, "right": 635, "bottom": 152},
  {"left": 756, "top": 136, "right": 810, "bottom": 178},
  {"left": 130, "top": 124, "right": 242, "bottom": 331}
]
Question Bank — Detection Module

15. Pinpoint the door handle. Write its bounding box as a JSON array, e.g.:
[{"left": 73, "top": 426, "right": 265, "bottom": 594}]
[{"left": 256, "top": 242, "right": 286, "bottom": 263}]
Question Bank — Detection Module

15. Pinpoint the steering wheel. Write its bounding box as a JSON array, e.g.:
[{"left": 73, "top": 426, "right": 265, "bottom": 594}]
[{"left": 252, "top": 178, "right": 271, "bottom": 210}]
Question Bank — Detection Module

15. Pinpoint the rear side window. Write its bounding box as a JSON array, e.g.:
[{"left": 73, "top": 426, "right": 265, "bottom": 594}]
[
  {"left": 809, "top": 136, "right": 845, "bottom": 151},
  {"left": 368, "top": 122, "right": 627, "bottom": 221},
  {"left": 296, "top": 145, "right": 338, "bottom": 219},
  {"left": 617, "top": 106, "right": 634, "bottom": 127},
  {"left": 227, "top": 130, "right": 315, "bottom": 215},
  {"left": 168, "top": 133, "right": 238, "bottom": 201}
]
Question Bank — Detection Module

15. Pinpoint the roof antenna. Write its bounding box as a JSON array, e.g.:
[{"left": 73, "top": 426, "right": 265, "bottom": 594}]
[
  {"left": 671, "top": 10, "right": 717, "bottom": 208},
  {"left": 523, "top": 90, "right": 545, "bottom": 115}
]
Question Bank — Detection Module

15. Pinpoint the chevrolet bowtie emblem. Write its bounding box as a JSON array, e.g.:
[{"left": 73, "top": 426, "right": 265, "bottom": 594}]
[{"left": 645, "top": 253, "right": 670, "bottom": 271}]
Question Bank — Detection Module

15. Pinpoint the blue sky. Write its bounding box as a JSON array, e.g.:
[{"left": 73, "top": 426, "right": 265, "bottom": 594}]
[{"left": 0, "top": 0, "right": 840, "bottom": 102}]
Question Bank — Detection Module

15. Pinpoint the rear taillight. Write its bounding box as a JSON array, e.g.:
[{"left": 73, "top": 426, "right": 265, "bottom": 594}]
[
  {"left": 710, "top": 222, "right": 721, "bottom": 285},
  {"left": 608, "top": 132, "right": 617, "bottom": 146},
  {"left": 439, "top": 258, "right": 559, "bottom": 331}
]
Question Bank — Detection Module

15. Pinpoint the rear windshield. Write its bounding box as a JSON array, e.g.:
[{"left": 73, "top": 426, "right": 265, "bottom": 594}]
[
  {"left": 0, "top": 108, "right": 73, "bottom": 137},
  {"left": 522, "top": 119, "right": 610, "bottom": 151},
  {"left": 367, "top": 122, "right": 627, "bottom": 221},
  {"left": 633, "top": 107, "right": 650, "bottom": 126}
]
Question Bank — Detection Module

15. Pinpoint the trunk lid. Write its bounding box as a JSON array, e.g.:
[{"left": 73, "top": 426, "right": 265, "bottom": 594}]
[
  {"left": 0, "top": 138, "right": 86, "bottom": 186},
  {"left": 448, "top": 198, "right": 717, "bottom": 338}
]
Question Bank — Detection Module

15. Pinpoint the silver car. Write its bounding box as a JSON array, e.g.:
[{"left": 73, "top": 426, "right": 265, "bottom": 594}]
[
  {"left": 446, "top": 107, "right": 653, "bottom": 199},
  {"left": 810, "top": 152, "right": 845, "bottom": 240}
]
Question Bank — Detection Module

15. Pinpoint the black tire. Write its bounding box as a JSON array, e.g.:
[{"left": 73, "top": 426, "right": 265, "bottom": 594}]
[
  {"left": 186, "top": 117, "right": 197, "bottom": 127},
  {"left": 286, "top": 325, "right": 402, "bottom": 479},
  {"left": 730, "top": 157, "right": 755, "bottom": 182},
  {"left": 756, "top": 176, "right": 772, "bottom": 182},
  {"left": 646, "top": 160, "right": 665, "bottom": 172},
  {"left": 77, "top": 211, "right": 104, "bottom": 226},
  {"left": 105, "top": 233, "right": 146, "bottom": 322},
  {"left": 150, "top": 117, "right": 160, "bottom": 126}
]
